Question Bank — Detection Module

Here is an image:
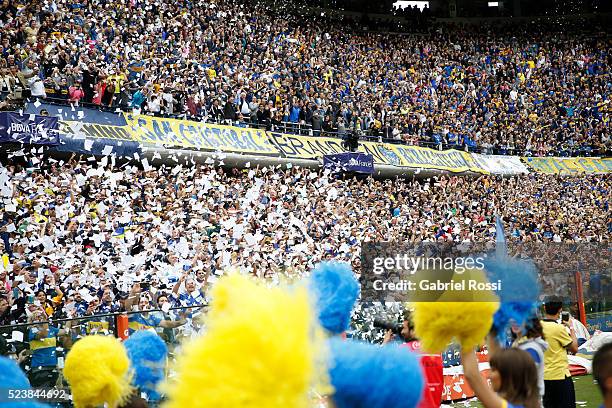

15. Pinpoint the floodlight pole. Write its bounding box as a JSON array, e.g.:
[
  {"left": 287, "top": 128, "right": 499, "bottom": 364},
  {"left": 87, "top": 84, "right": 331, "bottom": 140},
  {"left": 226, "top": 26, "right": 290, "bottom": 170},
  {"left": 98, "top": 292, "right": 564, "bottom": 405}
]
[{"left": 574, "top": 271, "right": 587, "bottom": 326}]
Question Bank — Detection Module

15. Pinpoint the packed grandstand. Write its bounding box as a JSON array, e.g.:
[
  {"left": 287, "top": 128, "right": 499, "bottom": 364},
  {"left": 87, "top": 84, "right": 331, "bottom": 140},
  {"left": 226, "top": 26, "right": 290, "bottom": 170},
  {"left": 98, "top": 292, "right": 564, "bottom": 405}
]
[
  {"left": 0, "top": 0, "right": 610, "bottom": 155},
  {"left": 0, "top": 0, "right": 611, "bottom": 407}
]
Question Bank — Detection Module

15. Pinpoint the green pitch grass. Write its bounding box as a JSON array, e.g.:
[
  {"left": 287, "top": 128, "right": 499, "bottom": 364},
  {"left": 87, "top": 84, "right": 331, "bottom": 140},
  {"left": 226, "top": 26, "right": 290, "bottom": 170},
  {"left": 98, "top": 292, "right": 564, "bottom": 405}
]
[
  {"left": 574, "top": 375, "right": 603, "bottom": 408},
  {"left": 443, "top": 375, "right": 602, "bottom": 407}
]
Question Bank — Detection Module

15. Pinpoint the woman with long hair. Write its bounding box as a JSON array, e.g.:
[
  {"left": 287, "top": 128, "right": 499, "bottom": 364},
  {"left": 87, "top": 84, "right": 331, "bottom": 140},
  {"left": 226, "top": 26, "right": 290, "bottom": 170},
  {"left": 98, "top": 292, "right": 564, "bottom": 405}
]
[
  {"left": 512, "top": 318, "right": 548, "bottom": 399},
  {"left": 35, "top": 290, "right": 55, "bottom": 318},
  {"left": 462, "top": 345, "right": 541, "bottom": 408}
]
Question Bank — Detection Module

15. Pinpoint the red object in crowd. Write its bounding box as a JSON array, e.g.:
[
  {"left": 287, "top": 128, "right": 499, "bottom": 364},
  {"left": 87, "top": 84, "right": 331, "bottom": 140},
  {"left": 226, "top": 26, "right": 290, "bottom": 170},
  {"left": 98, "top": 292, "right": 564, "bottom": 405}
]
[
  {"left": 402, "top": 341, "right": 444, "bottom": 408},
  {"left": 116, "top": 314, "right": 129, "bottom": 340},
  {"left": 68, "top": 86, "right": 85, "bottom": 103}
]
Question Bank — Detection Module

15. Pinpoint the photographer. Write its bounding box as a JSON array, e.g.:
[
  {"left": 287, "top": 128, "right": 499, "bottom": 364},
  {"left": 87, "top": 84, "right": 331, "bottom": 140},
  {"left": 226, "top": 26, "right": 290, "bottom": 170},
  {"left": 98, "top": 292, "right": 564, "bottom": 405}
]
[
  {"left": 342, "top": 128, "right": 359, "bottom": 152},
  {"left": 540, "top": 297, "right": 578, "bottom": 408},
  {"left": 381, "top": 312, "right": 443, "bottom": 408},
  {"left": 128, "top": 295, "right": 187, "bottom": 334}
]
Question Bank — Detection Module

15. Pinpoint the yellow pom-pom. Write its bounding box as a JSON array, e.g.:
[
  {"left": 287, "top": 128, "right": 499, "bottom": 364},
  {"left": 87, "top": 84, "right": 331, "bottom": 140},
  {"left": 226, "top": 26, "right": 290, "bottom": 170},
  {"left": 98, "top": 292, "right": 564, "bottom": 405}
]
[
  {"left": 413, "top": 301, "right": 499, "bottom": 352},
  {"left": 162, "top": 274, "right": 329, "bottom": 408},
  {"left": 64, "top": 335, "right": 133, "bottom": 408},
  {"left": 413, "top": 268, "right": 499, "bottom": 353}
]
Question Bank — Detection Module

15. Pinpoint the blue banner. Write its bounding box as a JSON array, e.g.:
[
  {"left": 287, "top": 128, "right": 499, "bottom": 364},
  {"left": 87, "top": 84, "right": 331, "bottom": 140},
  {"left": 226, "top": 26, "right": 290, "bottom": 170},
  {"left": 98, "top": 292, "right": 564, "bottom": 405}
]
[
  {"left": 586, "top": 314, "right": 612, "bottom": 333},
  {"left": 53, "top": 135, "right": 142, "bottom": 158},
  {"left": 24, "top": 102, "right": 128, "bottom": 126},
  {"left": 0, "top": 112, "right": 59, "bottom": 145},
  {"left": 323, "top": 152, "right": 374, "bottom": 174}
]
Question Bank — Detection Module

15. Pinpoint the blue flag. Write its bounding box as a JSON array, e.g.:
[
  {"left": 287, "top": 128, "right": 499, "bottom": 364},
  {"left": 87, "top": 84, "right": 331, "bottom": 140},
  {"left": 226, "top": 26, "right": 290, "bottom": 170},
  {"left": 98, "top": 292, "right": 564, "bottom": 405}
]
[{"left": 495, "top": 215, "right": 507, "bottom": 255}]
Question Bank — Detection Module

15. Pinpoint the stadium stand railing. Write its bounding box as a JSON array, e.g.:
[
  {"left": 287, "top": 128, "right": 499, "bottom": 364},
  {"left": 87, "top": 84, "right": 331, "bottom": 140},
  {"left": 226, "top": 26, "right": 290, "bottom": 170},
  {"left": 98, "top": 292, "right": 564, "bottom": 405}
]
[
  {"left": 27, "top": 97, "right": 610, "bottom": 158},
  {"left": 0, "top": 304, "right": 206, "bottom": 402}
]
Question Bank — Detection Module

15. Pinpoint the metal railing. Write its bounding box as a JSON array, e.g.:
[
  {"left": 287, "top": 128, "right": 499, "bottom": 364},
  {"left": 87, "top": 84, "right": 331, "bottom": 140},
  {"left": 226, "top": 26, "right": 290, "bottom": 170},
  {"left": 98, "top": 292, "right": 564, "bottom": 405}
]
[
  {"left": 0, "top": 304, "right": 207, "bottom": 404},
  {"left": 23, "top": 96, "right": 611, "bottom": 158}
]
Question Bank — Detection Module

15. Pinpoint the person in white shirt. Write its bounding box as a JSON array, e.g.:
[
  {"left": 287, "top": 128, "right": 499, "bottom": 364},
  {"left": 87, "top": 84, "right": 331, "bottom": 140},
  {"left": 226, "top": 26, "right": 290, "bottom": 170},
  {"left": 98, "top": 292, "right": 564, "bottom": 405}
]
[
  {"left": 569, "top": 314, "right": 591, "bottom": 347},
  {"left": 171, "top": 272, "right": 205, "bottom": 307},
  {"left": 147, "top": 91, "right": 162, "bottom": 115},
  {"left": 162, "top": 88, "right": 174, "bottom": 115},
  {"left": 512, "top": 318, "right": 549, "bottom": 399},
  {"left": 28, "top": 75, "right": 46, "bottom": 98}
]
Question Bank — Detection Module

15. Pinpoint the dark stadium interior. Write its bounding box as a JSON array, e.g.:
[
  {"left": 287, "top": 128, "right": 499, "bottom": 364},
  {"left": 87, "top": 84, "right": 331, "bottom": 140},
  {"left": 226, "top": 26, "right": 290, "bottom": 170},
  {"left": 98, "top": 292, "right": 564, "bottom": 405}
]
[{"left": 296, "top": 0, "right": 611, "bottom": 16}]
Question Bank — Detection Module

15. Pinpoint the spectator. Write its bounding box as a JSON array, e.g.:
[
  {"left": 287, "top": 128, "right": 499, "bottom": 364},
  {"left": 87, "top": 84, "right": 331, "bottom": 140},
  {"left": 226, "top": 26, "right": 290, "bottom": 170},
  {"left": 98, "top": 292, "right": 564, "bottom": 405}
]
[
  {"left": 462, "top": 344, "right": 541, "bottom": 408},
  {"left": 541, "top": 297, "right": 578, "bottom": 408},
  {"left": 80, "top": 62, "right": 97, "bottom": 103},
  {"left": 34, "top": 289, "right": 57, "bottom": 318},
  {"left": 593, "top": 342, "right": 612, "bottom": 408},
  {"left": 162, "top": 87, "right": 175, "bottom": 116},
  {"left": 130, "top": 87, "right": 148, "bottom": 111},
  {"left": 172, "top": 272, "right": 205, "bottom": 308},
  {"left": 0, "top": 155, "right": 608, "bottom": 329},
  {"left": 27, "top": 70, "right": 45, "bottom": 99},
  {"left": 92, "top": 77, "right": 106, "bottom": 106},
  {"left": 0, "top": 295, "right": 22, "bottom": 325},
  {"left": 55, "top": 77, "right": 69, "bottom": 101},
  {"left": 0, "top": 66, "right": 13, "bottom": 100},
  {"left": 27, "top": 309, "right": 71, "bottom": 386},
  {"left": 68, "top": 80, "right": 85, "bottom": 103},
  {"left": 209, "top": 98, "right": 224, "bottom": 123},
  {"left": 512, "top": 318, "right": 548, "bottom": 399},
  {"left": 312, "top": 109, "right": 322, "bottom": 136},
  {"left": 128, "top": 295, "right": 187, "bottom": 334},
  {"left": 146, "top": 89, "right": 162, "bottom": 116},
  {"left": 223, "top": 98, "right": 238, "bottom": 123},
  {"left": 248, "top": 97, "right": 259, "bottom": 124}
]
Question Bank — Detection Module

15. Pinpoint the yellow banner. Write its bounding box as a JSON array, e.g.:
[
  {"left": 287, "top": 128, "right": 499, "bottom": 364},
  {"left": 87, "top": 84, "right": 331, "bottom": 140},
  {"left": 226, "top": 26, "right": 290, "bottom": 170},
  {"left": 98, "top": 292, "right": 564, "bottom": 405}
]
[
  {"left": 60, "top": 121, "right": 133, "bottom": 141},
  {"left": 522, "top": 157, "right": 612, "bottom": 174},
  {"left": 269, "top": 132, "right": 487, "bottom": 173},
  {"left": 60, "top": 113, "right": 611, "bottom": 176},
  {"left": 125, "top": 114, "right": 279, "bottom": 155},
  {"left": 268, "top": 132, "right": 345, "bottom": 159},
  {"left": 388, "top": 144, "right": 486, "bottom": 173}
]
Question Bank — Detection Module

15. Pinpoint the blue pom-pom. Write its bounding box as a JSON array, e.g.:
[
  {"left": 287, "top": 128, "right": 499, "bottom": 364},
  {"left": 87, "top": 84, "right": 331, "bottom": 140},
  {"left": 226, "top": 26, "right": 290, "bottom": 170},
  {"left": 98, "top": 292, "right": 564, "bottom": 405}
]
[
  {"left": 0, "top": 356, "right": 30, "bottom": 388},
  {"left": 309, "top": 262, "right": 360, "bottom": 334},
  {"left": 493, "top": 302, "right": 537, "bottom": 342},
  {"left": 0, "top": 356, "right": 50, "bottom": 408},
  {"left": 124, "top": 330, "right": 168, "bottom": 394},
  {"left": 328, "top": 338, "right": 424, "bottom": 408},
  {"left": 485, "top": 253, "right": 540, "bottom": 342}
]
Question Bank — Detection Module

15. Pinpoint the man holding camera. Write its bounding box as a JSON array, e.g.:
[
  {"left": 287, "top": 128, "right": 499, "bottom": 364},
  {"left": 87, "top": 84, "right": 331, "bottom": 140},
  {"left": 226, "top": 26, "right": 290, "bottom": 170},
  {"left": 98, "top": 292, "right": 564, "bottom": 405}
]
[
  {"left": 541, "top": 297, "right": 578, "bottom": 408},
  {"left": 128, "top": 295, "right": 188, "bottom": 334},
  {"left": 381, "top": 312, "right": 443, "bottom": 408},
  {"left": 28, "top": 310, "right": 72, "bottom": 387}
]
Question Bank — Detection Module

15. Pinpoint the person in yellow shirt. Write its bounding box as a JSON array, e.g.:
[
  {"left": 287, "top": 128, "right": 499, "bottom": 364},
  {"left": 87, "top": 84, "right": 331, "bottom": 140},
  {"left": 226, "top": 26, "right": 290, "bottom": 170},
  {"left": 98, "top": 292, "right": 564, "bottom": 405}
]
[
  {"left": 541, "top": 297, "right": 578, "bottom": 408},
  {"left": 107, "top": 70, "right": 127, "bottom": 98}
]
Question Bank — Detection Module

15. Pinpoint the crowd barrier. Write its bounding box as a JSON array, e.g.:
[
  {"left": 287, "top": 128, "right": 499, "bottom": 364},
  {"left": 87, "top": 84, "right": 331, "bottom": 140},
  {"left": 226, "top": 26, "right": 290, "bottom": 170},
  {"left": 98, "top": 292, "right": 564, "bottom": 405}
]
[
  {"left": 8, "top": 103, "right": 612, "bottom": 176},
  {"left": 0, "top": 304, "right": 206, "bottom": 404}
]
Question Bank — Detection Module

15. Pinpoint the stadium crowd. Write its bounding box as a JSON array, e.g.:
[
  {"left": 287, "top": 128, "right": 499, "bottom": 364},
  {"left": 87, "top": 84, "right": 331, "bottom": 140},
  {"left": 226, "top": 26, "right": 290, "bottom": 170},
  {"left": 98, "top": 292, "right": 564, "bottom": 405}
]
[
  {"left": 0, "top": 0, "right": 609, "bottom": 156},
  {"left": 0, "top": 0, "right": 611, "bottom": 405},
  {"left": 0, "top": 154, "right": 609, "bottom": 329}
]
